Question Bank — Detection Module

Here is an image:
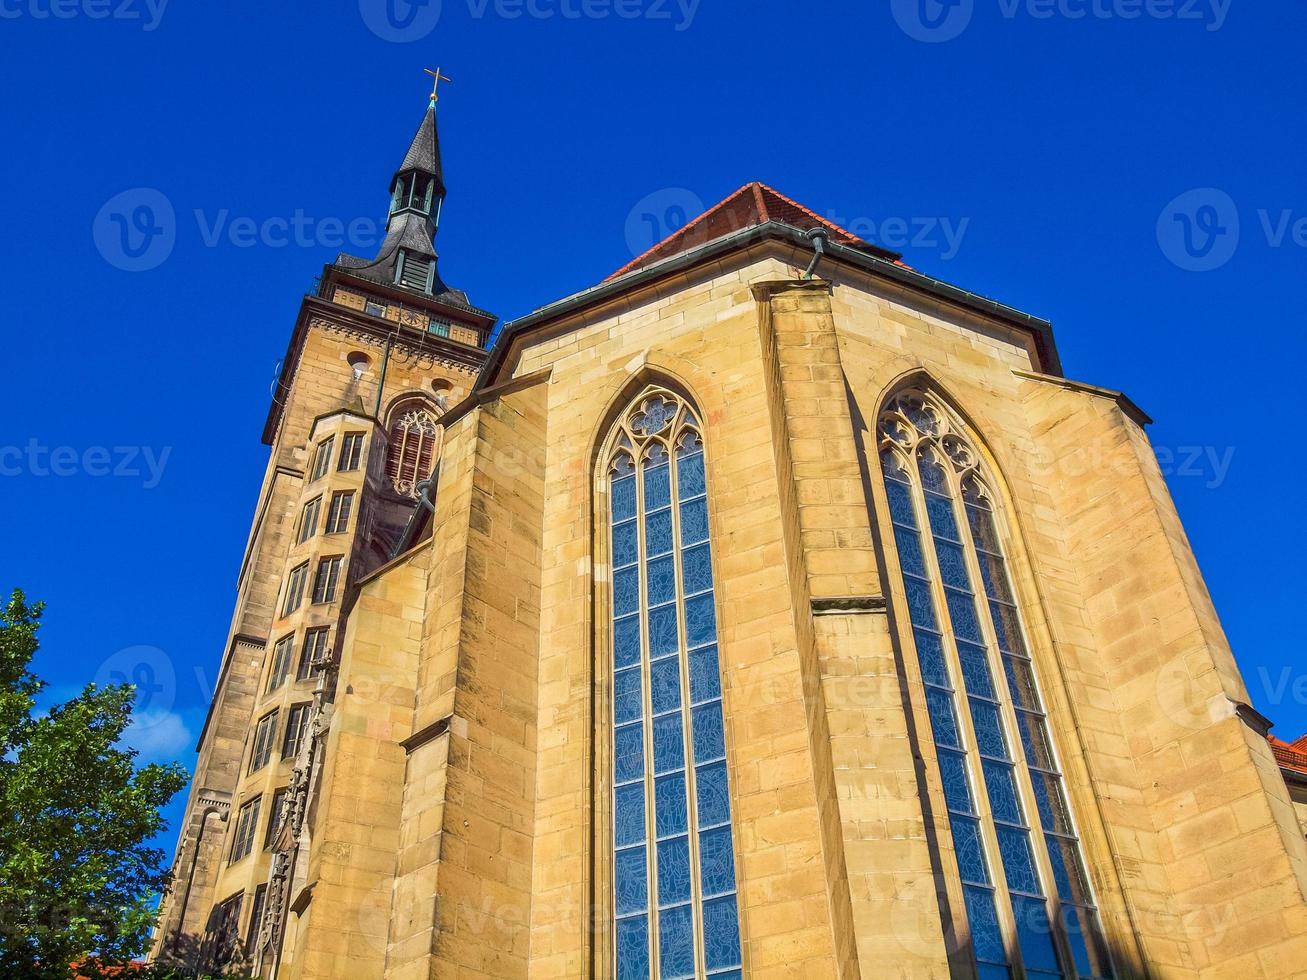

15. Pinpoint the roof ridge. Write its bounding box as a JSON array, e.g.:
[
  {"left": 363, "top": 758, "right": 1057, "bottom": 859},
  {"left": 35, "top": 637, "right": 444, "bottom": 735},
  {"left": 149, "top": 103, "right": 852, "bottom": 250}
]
[{"left": 606, "top": 182, "right": 759, "bottom": 282}]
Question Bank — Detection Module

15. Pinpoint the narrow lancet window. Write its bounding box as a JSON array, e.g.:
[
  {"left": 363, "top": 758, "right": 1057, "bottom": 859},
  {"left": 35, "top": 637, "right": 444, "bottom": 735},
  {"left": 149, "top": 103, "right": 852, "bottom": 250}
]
[
  {"left": 606, "top": 387, "right": 741, "bottom": 980},
  {"left": 879, "top": 390, "right": 1113, "bottom": 980}
]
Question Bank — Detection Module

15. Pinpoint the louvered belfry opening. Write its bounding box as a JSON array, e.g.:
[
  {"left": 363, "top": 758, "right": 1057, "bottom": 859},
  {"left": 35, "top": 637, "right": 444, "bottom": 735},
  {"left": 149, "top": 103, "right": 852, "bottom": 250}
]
[{"left": 386, "top": 402, "right": 440, "bottom": 498}]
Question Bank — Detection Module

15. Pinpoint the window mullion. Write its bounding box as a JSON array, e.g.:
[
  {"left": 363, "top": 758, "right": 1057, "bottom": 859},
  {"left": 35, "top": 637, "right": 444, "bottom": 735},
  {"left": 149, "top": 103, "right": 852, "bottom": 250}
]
[
  {"left": 635, "top": 451, "right": 661, "bottom": 978},
  {"left": 914, "top": 453, "right": 1027, "bottom": 980},
  {"left": 670, "top": 437, "right": 709, "bottom": 980}
]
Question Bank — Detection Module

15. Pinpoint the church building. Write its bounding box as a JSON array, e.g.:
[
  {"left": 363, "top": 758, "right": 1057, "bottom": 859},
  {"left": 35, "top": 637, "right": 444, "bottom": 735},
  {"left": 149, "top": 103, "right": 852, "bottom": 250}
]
[{"left": 151, "top": 81, "right": 1307, "bottom": 979}]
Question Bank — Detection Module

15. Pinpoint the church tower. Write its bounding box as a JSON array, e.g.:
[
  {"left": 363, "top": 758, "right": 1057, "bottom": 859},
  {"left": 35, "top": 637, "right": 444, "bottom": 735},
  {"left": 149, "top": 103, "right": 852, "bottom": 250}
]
[
  {"left": 155, "top": 83, "right": 1307, "bottom": 980},
  {"left": 151, "top": 83, "right": 493, "bottom": 975}
]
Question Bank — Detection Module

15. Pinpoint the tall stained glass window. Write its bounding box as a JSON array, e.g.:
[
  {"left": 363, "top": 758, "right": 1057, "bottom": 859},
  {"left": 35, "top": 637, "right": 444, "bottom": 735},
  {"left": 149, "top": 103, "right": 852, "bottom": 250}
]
[
  {"left": 879, "top": 389, "right": 1113, "bottom": 980},
  {"left": 606, "top": 387, "right": 742, "bottom": 980}
]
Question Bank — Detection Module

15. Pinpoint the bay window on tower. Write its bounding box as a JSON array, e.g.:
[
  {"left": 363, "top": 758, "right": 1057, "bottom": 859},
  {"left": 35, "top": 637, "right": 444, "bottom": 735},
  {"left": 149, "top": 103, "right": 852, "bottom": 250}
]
[{"left": 878, "top": 388, "right": 1113, "bottom": 980}]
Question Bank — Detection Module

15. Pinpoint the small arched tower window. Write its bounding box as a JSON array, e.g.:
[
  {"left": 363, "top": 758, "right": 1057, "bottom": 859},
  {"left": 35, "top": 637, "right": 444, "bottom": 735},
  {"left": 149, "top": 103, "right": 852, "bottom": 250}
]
[
  {"left": 878, "top": 388, "right": 1114, "bottom": 980},
  {"left": 386, "top": 400, "right": 440, "bottom": 498}
]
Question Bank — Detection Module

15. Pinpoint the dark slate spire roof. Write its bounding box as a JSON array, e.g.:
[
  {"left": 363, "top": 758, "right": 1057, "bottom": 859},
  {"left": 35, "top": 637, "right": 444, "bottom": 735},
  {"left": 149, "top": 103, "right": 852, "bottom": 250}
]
[
  {"left": 331, "top": 100, "right": 484, "bottom": 309},
  {"left": 394, "top": 104, "right": 445, "bottom": 194}
]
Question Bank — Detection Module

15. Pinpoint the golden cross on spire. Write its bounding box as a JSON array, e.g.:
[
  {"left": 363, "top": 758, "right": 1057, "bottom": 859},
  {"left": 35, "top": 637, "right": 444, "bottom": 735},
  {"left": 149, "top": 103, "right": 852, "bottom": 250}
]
[{"left": 423, "top": 67, "right": 452, "bottom": 105}]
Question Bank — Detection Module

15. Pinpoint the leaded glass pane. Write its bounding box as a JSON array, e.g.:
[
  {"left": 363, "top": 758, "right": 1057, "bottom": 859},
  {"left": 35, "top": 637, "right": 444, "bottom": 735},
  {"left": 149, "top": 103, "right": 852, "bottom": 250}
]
[
  {"left": 615, "top": 847, "right": 648, "bottom": 915},
  {"left": 1016, "top": 709, "right": 1057, "bottom": 771},
  {"left": 886, "top": 478, "right": 917, "bottom": 526},
  {"left": 926, "top": 688, "right": 962, "bottom": 750},
  {"left": 696, "top": 761, "right": 731, "bottom": 828},
  {"left": 919, "top": 451, "right": 950, "bottom": 493},
  {"left": 1047, "top": 833, "right": 1092, "bottom": 904},
  {"left": 658, "top": 904, "right": 695, "bottom": 979},
  {"left": 614, "top": 667, "right": 642, "bottom": 725},
  {"left": 647, "top": 556, "right": 676, "bottom": 607},
  {"left": 652, "top": 715, "right": 684, "bottom": 774},
  {"left": 680, "top": 498, "right": 709, "bottom": 546},
  {"left": 644, "top": 457, "right": 671, "bottom": 510},
  {"left": 648, "top": 605, "right": 679, "bottom": 658},
  {"left": 677, "top": 449, "right": 706, "bottom": 498},
  {"left": 702, "top": 896, "right": 741, "bottom": 971},
  {"left": 958, "top": 640, "right": 996, "bottom": 699},
  {"left": 970, "top": 699, "right": 1008, "bottom": 759},
  {"left": 894, "top": 525, "right": 928, "bottom": 578},
  {"left": 905, "top": 578, "right": 938, "bottom": 629},
  {"left": 615, "top": 568, "right": 640, "bottom": 617},
  {"left": 689, "top": 647, "right": 722, "bottom": 705},
  {"left": 983, "top": 760, "right": 1024, "bottom": 825},
  {"left": 935, "top": 540, "right": 970, "bottom": 589},
  {"left": 926, "top": 493, "right": 960, "bottom": 540},
  {"left": 657, "top": 835, "right": 692, "bottom": 906},
  {"left": 685, "top": 593, "right": 716, "bottom": 649},
  {"left": 946, "top": 590, "right": 984, "bottom": 644},
  {"left": 699, "top": 825, "right": 736, "bottom": 897},
  {"left": 682, "top": 543, "right": 713, "bottom": 595},
  {"left": 938, "top": 748, "right": 974, "bottom": 813},
  {"left": 1011, "top": 894, "right": 1062, "bottom": 976},
  {"left": 650, "top": 658, "right": 682, "bottom": 716},
  {"left": 966, "top": 496, "right": 1003, "bottom": 555},
  {"left": 997, "top": 826, "right": 1042, "bottom": 895},
  {"left": 692, "top": 702, "right": 726, "bottom": 763},
  {"left": 612, "top": 477, "right": 637, "bottom": 523},
  {"left": 1031, "top": 771, "right": 1073, "bottom": 835},
  {"left": 615, "top": 784, "right": 646, "bottom": 848},
  {"left": 655, "top": 773, "right": 688, "bottom": 839},
  {"left": 951, "top": 814, "right": 990, "bottom": 886},
  {"left": 1004, "top": 654, "right": 1041, "bottom": 713},
  {"left": 646, "top": 509, "right": 674, "bottom": 558},
  {"left": 615, "top": 724, "right": 644, "bottom": 784},
  {"left": 616, "top": 915, "right": 649, "bottom": 980},
  {"left": 613, "top": 521, "right": 639, "bottom": 568},
  {"left": 964, "top": 885, "right": 1008, "bottom": 966},
  {"left": 915, "top": 629, "right": 950, "bottom": 688},
  {"left": 615, "top": 616, "right": 641, "bottom": 669},
  {"left": 990, "top": 600, "right": 1026, "bottom": 655}
]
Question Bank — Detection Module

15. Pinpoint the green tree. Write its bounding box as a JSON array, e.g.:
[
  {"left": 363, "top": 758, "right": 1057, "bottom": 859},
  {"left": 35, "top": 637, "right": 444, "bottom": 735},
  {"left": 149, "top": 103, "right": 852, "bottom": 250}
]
[{"left": 0, "top": 590, "right": 188, "bottom": 979}]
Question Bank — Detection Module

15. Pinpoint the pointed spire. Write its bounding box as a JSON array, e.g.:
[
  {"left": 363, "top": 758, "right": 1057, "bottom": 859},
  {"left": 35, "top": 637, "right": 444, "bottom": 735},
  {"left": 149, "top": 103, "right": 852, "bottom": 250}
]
[{"left": 393, "top": 105, "right": 444, "bottom": 198}]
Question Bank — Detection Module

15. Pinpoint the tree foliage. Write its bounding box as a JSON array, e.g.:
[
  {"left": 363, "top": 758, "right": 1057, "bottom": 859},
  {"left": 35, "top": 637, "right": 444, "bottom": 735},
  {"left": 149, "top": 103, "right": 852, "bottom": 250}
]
[{"left": 0, "top": 590, "right": 188, "bottom": 979}]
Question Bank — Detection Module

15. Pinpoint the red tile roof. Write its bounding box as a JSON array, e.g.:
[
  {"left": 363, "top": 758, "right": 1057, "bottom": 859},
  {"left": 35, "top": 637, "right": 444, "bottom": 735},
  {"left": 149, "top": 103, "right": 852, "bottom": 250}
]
[
  {"left": 606, "top": 181, "right": 907, "bottom": 283},
  {"left": 1270, "top": 735, "right": 1307, "bottom": 775}
]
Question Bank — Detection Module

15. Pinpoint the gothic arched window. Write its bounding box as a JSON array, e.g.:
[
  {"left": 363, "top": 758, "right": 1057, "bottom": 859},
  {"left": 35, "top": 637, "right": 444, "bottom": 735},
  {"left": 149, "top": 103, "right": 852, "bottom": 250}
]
[
  {"left": 386, "top": 401, "right": 440, "bottom": 498},
  {"left": 879, "top": 389, "right": 1113, "bottom": 980},
  {"left": 603, "top": 387, "right": 742, "bottom": 980}
]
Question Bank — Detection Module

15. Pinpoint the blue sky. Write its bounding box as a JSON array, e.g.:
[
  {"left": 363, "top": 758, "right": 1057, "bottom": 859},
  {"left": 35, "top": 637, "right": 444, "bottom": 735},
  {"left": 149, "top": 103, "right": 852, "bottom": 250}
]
[{"left": 2, "top": 1, "right": 1304, "bottom": 852}]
